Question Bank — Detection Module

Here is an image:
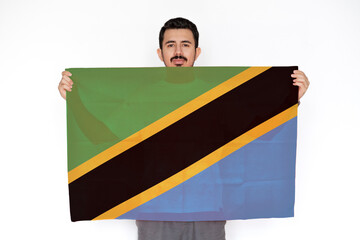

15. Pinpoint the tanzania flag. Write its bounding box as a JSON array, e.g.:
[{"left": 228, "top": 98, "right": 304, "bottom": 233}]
[{"left": 66, "top": 66, "right": 298, "bottom": 222}]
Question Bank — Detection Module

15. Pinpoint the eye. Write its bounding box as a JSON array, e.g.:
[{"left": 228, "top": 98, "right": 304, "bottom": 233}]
[
  {"left": 183, "top": 43, "right": 190, "bottom": 47},
  {"left": 167, "top": 44, "right": 174, "bottom": 47}
]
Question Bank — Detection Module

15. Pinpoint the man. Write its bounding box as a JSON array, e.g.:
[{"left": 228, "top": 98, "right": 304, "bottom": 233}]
[{"left": 58, "top": 17, "right": 309, "bottom": 240}]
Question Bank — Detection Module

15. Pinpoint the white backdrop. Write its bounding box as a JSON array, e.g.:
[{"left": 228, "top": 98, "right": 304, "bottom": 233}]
[{"left": 1, "top": 0, "right": 359, "bottom": 239}]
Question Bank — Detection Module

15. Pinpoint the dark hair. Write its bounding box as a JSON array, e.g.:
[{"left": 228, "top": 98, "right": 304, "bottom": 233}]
[{"left": 159, "top": 17, "right": 199, "bottom": 50}]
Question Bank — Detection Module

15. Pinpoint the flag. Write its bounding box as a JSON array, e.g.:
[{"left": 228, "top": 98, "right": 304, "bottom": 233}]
[{"left": 66, "top": 66, "right": 298, "bottom": 222}]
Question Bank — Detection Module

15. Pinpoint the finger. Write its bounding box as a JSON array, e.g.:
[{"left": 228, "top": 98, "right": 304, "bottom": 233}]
[
  {"left": 62, "top": 75, "right": 74, "bottom": 85},
  {"left": 293, "top": 81, "right": 307, "bottom": 89},
  {"left": 59, "top": 77, "right": 73, "bottom": 87},
  {"left": 293, "top": 78, "right": 306, "bottom": 83},
  {"left": 294, "top": 78, "right": 309, "bottom": 88},
  {"left": 293, "top": 70, "right": 309, "bottom": 81},
  {"left": 291, "top": 74, "right": 307, "bottom": 82},
  {"left": 293, "top": 70, "right": 304, "bottom": 74},
  {"left": 291, "top": 72, "right": 305, "bottom": 77},
  {"left": 291, "top": 74, "right": 304, "bottom": 78},
  {"left": 62, "top": 71, "right": 72, "bottom": 77},
  {"left": 59, "top": 83, "right": 72, "bottom": 92},
  {"left": 59, "top": 80, "right": 72, "bottom": 89},
  {"left": 293, "top": 81, "right": 303, "bottom": 85}
]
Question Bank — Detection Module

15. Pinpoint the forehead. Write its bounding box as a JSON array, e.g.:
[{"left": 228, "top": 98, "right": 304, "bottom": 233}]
[{"left": 163, "top": 29, "right": 195, "bottom": 43}]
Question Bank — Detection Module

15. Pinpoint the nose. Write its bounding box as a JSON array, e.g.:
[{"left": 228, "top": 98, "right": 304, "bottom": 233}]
[{"left": 175, "top": 44, "right": 182, "bottom": 55}]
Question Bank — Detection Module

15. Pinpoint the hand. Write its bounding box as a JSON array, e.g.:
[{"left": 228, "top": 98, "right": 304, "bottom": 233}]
[
  {"left": 58, "top": 71, "right": 73, "bottom": 100},
  {"left": 291, "top": 70, "right": 309, "bottom": 100}
]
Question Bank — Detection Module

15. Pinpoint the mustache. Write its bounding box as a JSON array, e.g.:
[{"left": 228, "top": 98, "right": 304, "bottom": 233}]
[{"left": 171, "top": 55, "right": 187, "bottom": 61}]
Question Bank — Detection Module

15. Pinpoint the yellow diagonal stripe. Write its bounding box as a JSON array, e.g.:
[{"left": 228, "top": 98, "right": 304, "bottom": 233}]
[
  {"left": 68, "top": 66, "right": 271, "bottom": 184},
  {"left": 92, "top": 103, "right": 298, "bottom": 220}
]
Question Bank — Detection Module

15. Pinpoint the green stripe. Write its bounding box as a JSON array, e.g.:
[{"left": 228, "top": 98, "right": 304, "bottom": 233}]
[{"left": 66, "top": 67, "right": 249, "bottom": 171}]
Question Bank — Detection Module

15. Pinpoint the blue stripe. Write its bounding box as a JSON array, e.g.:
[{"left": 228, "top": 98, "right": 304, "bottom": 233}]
[{"left": 116, "top": 116, "right": 297, "bottom": 221}]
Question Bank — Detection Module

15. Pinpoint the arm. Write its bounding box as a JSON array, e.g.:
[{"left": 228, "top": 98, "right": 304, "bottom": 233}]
[{"left": 58, "top": 71, "right": 119, "bottom": 144}]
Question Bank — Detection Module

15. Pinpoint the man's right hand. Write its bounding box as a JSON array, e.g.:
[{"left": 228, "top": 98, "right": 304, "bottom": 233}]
[{"left": 58, "top": 71, "right": 73, "bottom": 100}]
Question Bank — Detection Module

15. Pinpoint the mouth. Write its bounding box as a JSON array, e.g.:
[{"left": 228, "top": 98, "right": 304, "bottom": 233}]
[
  {"left": 171, "top": 56, "right": 187, "bottom": 66},
  {"left": 172, "top": 59, "right": 185, "bottom": 65}
]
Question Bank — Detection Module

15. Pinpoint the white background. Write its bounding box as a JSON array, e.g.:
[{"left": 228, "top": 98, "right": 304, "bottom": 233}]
[{"left": 1, "top": 0, "right": 359, "bottom": 239}]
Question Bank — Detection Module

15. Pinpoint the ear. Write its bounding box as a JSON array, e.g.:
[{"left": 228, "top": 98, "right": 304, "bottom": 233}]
[
  {"left": 157, "top": 48, "right": 164, "bottom": 62},
  {"left": 195, "top": 47, "right": 201, "bottom": 60}
]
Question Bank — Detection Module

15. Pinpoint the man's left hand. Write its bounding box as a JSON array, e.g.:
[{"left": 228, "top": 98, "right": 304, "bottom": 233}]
[{"left": 291, "top": 70, "right": 310, "bottom": 100}]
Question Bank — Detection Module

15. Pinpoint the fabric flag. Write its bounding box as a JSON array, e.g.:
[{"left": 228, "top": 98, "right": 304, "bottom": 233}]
[{"left": 66, "top": 66, "right": 298, "bottom": 222}]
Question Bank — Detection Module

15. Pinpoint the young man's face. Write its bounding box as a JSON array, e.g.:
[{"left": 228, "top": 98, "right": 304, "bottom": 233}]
[{"left": 157, "top": 29, "right": 201, "bottom": 67}]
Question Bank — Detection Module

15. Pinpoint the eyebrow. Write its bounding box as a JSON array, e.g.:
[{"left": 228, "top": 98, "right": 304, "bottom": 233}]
[{"left": 164, "top": 40, "right": 193, "bottom": 45}]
